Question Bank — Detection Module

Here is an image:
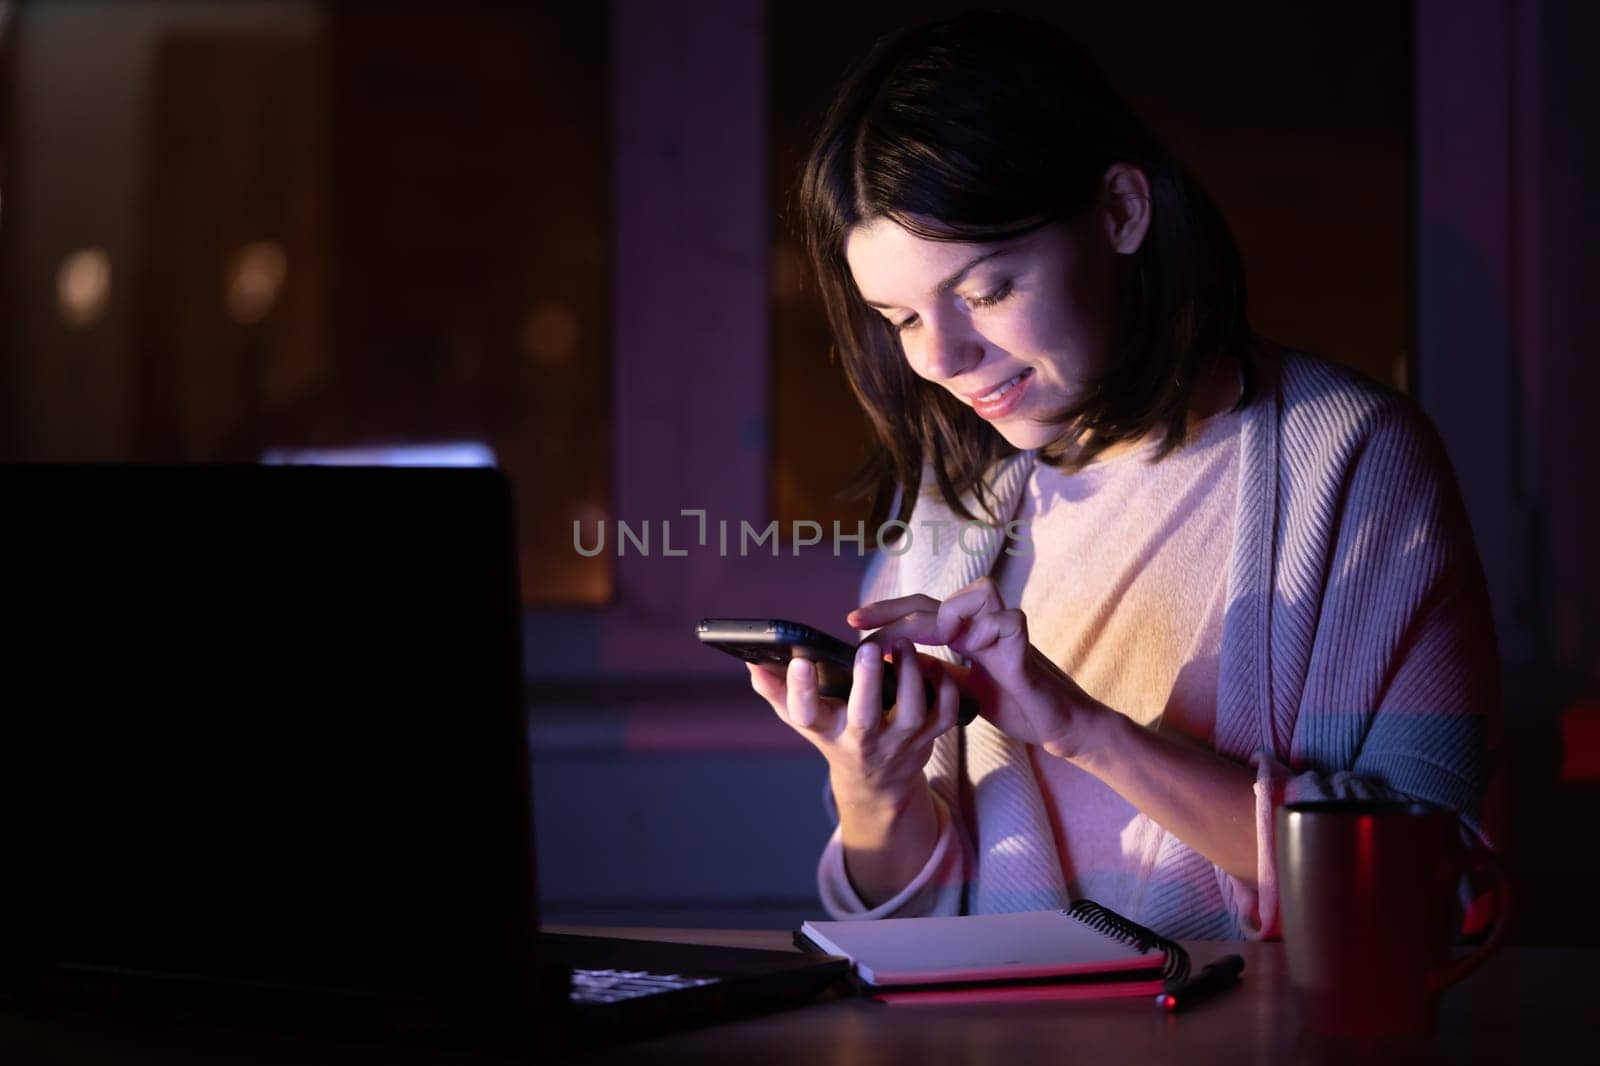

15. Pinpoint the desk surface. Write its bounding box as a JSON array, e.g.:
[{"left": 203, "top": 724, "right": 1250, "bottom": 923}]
[
  {"left": 4, "top": 928, "right": 1596, "bottom": 1065},
  {"left": 537, "top": 927, "right": 1597, "bottom": 1065}
]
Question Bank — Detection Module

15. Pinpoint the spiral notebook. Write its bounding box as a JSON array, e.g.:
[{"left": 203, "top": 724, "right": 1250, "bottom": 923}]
[{"left": 794, "top": 901, "right": 1189, "bottom": 1006}]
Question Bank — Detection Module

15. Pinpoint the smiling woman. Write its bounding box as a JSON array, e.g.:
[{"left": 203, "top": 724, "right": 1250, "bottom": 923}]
[
  {"left": 799, "top": 13, "right": 1258, "bottom": 532},
  {"left": 843, "top": 205, "right": 1244, "bottom": 457},
  {"left": 746, "top": 11, "right": 1502, "bottom": 941},
  {"left": 846, "top": 220, "right": 1105, "bottom": 438}
]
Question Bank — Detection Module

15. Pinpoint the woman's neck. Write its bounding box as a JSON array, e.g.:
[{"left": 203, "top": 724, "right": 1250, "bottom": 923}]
[
  {"left": 1188, "top": 352, "right": 1244, "bottom": 421},
  {"left": 1077, "top": 355, "right": 1243, "bottom": 462}
]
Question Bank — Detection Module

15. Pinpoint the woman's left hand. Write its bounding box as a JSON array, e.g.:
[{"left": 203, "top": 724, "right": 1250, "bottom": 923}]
[{"left": 846, "top": 577, "right": 1104, "bottom": 759}]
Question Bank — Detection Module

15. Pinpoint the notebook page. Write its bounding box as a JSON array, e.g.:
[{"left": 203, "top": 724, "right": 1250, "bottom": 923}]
[{"left": 799, "top": 909, "right": 1163, "bottom": 987}]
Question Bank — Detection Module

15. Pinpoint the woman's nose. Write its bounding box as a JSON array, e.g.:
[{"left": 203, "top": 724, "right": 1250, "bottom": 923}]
[{"left": 913, "top": 312, "right": 983, "bottom": 382}]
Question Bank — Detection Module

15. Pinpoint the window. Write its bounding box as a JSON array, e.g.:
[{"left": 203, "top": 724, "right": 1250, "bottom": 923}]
[{"left": 1, "top": 1, "right": 610, "bottom": 606}]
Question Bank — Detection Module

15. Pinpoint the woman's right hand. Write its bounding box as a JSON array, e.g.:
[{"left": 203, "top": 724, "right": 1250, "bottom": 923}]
[{"left": 747, "top": 637, "right": 963, "bottom": 807}]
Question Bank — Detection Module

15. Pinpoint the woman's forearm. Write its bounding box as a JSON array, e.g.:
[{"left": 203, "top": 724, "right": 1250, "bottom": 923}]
[
  {"left": 1048, "top": 709, "right": 1259, "bottom": 886},
  {"left": 831, "top": 774, "right": 941, "bottom": 909}
]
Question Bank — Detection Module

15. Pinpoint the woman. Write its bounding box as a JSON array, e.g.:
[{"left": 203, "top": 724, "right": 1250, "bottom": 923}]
[{"left": 746, "top": 12, "right": 1499, "bottom": 939}]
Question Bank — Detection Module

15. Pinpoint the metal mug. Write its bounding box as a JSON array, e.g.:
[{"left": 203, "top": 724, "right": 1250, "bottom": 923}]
[{"left": 1276, "top": 799, "right": 1511, "bottom": 1039}]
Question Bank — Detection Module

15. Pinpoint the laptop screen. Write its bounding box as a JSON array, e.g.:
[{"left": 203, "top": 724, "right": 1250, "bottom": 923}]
[{"left": 2, "top": 466, "right": 537, "bottom": 1010}]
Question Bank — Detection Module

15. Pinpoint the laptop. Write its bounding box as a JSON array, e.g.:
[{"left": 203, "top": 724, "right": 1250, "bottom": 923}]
[{"left": 0, "top": 464, "right": 847, "bottom": 1052}]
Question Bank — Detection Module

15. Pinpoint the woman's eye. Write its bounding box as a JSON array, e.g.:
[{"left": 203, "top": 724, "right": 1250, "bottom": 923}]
[
  {"left": 887, "top": 282, "right": 1010, "bottom": 332},
  {"left": 965, "top": 281, "right": 1014, "bottom": 309}
]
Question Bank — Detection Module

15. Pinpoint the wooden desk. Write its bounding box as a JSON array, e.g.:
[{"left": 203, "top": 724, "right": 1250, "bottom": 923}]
[
  {"left": 543, "top": 926, "right": 1599, "bottom": 1064},
  {"left": 3, "top": 929, "right": 1595, "bottom": 1064}
]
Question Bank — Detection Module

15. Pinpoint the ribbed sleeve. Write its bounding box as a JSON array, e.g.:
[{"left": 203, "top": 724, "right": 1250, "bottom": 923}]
[
  {"left": 1215, "top": 355, "right": 1501, "bottom": 940},
  {"left": 816, "top": 787, "right": 964, "bottom": 919}
]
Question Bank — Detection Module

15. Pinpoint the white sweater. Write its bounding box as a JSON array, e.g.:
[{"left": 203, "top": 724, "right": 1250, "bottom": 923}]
[
  {"left": 1007, "top": 403, "right": 1238, "bottom": 918},
  {"left": 815, "top": 349, "right": 1500, "bottom": 939}
]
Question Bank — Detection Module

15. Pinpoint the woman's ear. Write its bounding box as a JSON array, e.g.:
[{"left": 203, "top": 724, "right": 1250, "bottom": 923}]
[{"left": 1100, "top": 163, "right": 1152, "bottom": 255}]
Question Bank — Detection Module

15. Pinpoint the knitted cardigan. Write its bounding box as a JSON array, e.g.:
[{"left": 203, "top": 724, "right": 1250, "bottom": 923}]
[{"left": 817, "top": 349, "right": 1501, "bottom": 939}]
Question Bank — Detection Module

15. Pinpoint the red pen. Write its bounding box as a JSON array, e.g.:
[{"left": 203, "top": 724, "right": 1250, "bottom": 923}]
[{"left": 1156, "top": 954, "right": 1245, "bottom": 1012}]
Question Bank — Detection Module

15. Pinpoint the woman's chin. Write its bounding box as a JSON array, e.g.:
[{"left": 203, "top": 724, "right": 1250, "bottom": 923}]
[{"left": 991, "top": 420, "right": 1061, "bottom": 451}]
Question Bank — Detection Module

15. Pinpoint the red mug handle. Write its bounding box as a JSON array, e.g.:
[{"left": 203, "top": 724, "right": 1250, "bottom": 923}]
[{"left": 1427, "top": 843, "right": 1513, "bottom": 995}]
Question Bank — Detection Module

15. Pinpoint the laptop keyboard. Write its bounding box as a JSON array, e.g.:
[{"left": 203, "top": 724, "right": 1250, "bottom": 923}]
[{"left": 569, "top": 967, "right": 721, "bottom": 1005}]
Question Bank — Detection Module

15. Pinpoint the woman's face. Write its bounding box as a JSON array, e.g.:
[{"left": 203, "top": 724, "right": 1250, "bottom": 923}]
[{"left": 843, "top": 212, "right": 1122, "bottom": 451}]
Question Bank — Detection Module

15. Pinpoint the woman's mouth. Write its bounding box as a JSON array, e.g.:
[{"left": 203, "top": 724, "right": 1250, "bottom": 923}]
[{"left": 969, "top": 368, "right": 1034, "bottom": 420}]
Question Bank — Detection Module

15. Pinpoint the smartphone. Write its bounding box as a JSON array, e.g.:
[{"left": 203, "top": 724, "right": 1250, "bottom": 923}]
[{"left": 696, "top": 617, "right": 979, "bottom": 726}]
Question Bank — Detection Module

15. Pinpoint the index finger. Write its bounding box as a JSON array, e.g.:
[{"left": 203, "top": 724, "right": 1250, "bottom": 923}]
[{"left": 847, "top": 594, "right": 940, "bottom": 630}]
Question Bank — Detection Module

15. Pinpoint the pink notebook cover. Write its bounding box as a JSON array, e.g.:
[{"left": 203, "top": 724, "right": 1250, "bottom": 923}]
[{"left": 870, "top": 977, "right": 1164, "bottom": 1006}]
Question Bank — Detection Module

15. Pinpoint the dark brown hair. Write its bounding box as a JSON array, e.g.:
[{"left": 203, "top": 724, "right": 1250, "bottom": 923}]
[{"left": 796, "top": 10, "right": 1259, "bottom": 531}]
